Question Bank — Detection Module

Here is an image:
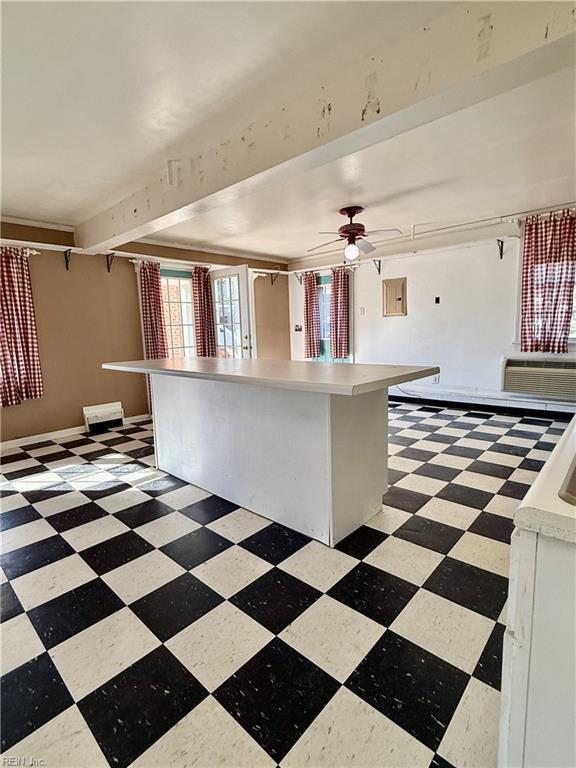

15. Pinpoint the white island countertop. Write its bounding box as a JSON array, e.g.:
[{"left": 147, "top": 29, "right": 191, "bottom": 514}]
[
  {"left": 515, "top": 415, "right": 576, "bottom": 543},
  {"left": 103, "top": 358, "right": 439, "bottom": 396}
]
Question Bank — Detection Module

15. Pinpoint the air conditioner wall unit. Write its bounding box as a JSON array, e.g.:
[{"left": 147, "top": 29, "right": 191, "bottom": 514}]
[
  {"left": 502, "top": 359, "right": 576, "bottom": 401},
  {"left": 83, "top": 401, "right": 124, "bottom": 434}
]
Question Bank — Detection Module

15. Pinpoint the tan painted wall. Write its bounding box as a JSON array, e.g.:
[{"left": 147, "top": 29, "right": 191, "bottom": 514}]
[
  {"left": 1, "top": 222, "right": 76, "bottom": 248},
  {"left": 253, "top": 276, "right": 290, "bottom": 360},
  {"left": 1, "top": 249, "right": 148, "bottom": 441}
]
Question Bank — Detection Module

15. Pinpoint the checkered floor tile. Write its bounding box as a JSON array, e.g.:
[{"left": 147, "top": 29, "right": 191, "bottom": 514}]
[{"left": 0, "top": 405, "right": 569, "bottom": 767}]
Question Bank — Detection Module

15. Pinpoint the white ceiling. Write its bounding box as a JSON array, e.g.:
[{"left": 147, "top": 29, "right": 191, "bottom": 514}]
[
  {"left": 153, "top": 66, "right": 576, "bottom": 262},
  {"left": 1, "top": 1, "right": 449, "bottom": 225}
]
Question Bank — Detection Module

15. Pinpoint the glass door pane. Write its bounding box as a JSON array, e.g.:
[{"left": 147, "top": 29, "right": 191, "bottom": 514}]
[{"left": 211, "top": 265, "right": 252, "bottom": 359}]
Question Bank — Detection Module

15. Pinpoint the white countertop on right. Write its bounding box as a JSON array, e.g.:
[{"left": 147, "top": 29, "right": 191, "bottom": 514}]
[{"left": 515, "top": 415, "right": 576, "bottom": 544}]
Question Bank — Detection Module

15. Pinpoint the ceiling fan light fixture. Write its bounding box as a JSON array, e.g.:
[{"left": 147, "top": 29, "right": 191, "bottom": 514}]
[
  {"left": 344, "top": 242, "right": 360, "bottom": 261},
  {"left": 309, "top": 206, "right": 399, "bottom": 259}
]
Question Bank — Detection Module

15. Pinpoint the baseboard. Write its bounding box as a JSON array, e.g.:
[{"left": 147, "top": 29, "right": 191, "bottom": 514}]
[
  {"left": 0, "top": 414, "right": 151, "bottom": 450},
  {"left": 389, "top": 395, "right": 574, "bottom": 421}
]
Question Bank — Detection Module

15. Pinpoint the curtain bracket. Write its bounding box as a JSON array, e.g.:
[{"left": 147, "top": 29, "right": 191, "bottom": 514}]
[
  {"left": 64, "top": 249, "right": 72, "bottom": 271},
  {"left": 106, "top": 253, "right": 116, "bottom": 272},
  {"left": 270, "top": 272, "right": 280, "bottom": 286},
  {"left": 295, "top": 273, "right": 303, "bottom": 285},
  {"left": 373, "top": 259, "right": 382, "bottom": 275},
  {"left": 497, "top": 239, "right": 504, "bottom": 259}
]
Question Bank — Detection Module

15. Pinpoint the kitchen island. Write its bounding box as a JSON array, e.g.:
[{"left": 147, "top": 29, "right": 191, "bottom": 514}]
[{"left": 103, "top": 358, "right": 438, "bottom": 545}]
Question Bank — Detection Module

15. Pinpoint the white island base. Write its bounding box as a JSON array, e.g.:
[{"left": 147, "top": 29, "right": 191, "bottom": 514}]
[
  {"left": 152, "top": 374, "right": 386, "bottom": 545},
  {"left": 104, "top": 359, "right": 439, "bottom": 546}
]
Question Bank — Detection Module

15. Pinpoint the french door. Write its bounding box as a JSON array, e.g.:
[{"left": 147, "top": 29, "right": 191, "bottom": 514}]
[{"left": 211, "top": 265, "right": 253, "bottom": 358}]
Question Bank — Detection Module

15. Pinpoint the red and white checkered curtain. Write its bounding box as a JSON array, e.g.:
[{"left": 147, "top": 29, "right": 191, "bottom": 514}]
[
  {"left": 521, "top": 210, "right": 576, "bottom": 353},
  {"left": 303, "top": 271, "right": 321, "bottom": 358},
  {"left": 330, "top": 266, "right": 350, "bottom": 359},
  {"left": 192, "top": 266, "right": 216, "bottom": 357},
  {"left": 0, "top": 247, "right": 44, "bottom": 407},
  {"left": 139, "top": 261, "right": 168, "bottom": 359}
]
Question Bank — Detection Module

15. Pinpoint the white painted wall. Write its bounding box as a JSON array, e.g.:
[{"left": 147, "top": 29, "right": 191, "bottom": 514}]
[{"left": 289, "top": 238, "right": 576, "bottom": 402}]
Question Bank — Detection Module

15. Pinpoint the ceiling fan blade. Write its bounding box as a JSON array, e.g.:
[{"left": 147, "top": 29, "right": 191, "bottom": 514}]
[
  {"left": 318, "top": 231, "right": 341, "bottom": 235},
  {"left": 307, "top": 238, "right": 342, "bottom": 253},
  {"left": 306, "top": 246, "right": 346, "bottom": 257},
  {"left": 358, "top": 239, "right": 376, "bottom": 254},
  {"left": 365, "top": 228, "right": 403, "bottom": 236}
]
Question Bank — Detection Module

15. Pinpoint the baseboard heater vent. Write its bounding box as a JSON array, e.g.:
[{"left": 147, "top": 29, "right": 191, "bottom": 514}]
[
  {"left": 83, "top": 401, "right": 124, "bottom": 434},
  {"left": 503, "top": 359, "right": 576, "bottom": 400}
]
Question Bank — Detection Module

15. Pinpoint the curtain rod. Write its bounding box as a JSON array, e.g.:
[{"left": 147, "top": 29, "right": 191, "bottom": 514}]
[
  {"left": 125, "top": 253, "right": 215, "bottom": 269},
  {"left": 251, "top": 268, "right": 289, "bottom": 277},
  {"left": 509, "top": 202, "right": 576, "bottom": 219},
  {"left": 0, "top": 244, "right": 42, "bottom": 256},
  {"left": 251, "top": 263, "right": 356, "bottom": 276},
  {"left": 290, "top": 262, "right": 359, "bottom": 276}
]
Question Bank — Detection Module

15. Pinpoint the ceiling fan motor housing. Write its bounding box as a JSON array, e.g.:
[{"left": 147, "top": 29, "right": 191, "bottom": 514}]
[
  {"left": 338, "top": 223, "right": 365, "bottom": 243},
  {"left": 338, "top": 206, "right": 365, "bottom": 243},
  {"left": 307, "top": 204, "right": 400, "bottom": 255}
]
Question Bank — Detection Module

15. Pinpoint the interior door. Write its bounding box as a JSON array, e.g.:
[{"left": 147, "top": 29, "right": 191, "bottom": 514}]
[
  {"left": 211, "top": 265, "right": 252, "bottom": 358},
  {"left": 250, "top": 274, "right": 291, "bottom": 359}
]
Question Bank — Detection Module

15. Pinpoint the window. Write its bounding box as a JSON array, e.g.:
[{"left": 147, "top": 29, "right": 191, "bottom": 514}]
[
  {"left": 213, "top": 274, "right": 242, "bottom": 358},
  {"left": 532, "top": 264, "right": 576, "bottom": 342},
  {"left": 520, "top": 212, "right": 576, "bottom": 352},
  {"left": 315, "top": 273, "right": 350, "bottom": 363},
  {"left": 160, "top": 272, "right": 195, "bottom": 358}
]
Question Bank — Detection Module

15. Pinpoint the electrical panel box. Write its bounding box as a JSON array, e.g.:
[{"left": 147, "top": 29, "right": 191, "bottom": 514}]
[{"left": 382, "top": 277, "right": 407, "bottom": 317}]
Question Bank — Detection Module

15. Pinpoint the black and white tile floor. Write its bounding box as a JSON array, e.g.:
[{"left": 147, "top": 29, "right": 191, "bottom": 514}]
[{"left": 0, "top": 403, "right": 569, "bottom": 767}]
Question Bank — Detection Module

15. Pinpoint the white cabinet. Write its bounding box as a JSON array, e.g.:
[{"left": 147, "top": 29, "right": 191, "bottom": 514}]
[
  {"left": 499, "top": 417, "right": 576, "bottom": 768},
  {"left": 500, "top": 528, "right": 576, "bottom": 767}
]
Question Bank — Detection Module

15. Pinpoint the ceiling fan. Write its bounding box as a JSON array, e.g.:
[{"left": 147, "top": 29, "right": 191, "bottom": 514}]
[{"left": 308, "top": 206, "right": 402, "bottom": 261}]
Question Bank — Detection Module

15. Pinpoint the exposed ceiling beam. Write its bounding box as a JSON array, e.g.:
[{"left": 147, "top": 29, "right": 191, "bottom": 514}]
[{"left": 76, "top": 2, "right": 575, "bottom": 254}]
